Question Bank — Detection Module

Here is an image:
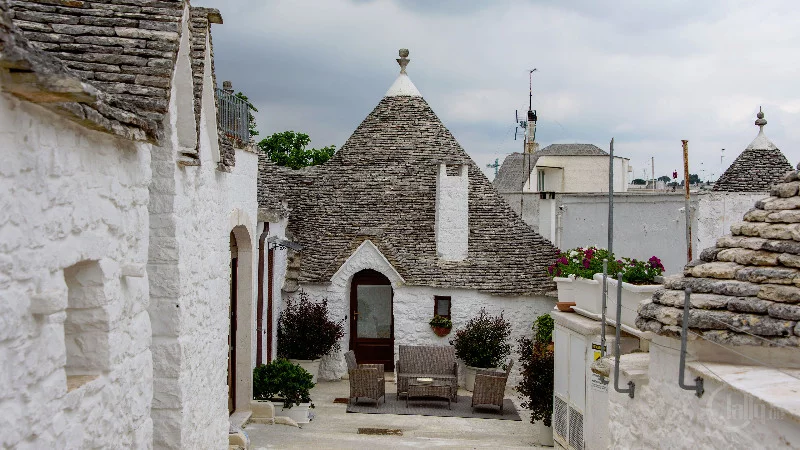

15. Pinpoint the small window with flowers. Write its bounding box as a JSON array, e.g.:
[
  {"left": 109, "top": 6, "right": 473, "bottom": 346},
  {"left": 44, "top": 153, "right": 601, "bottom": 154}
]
[{"left": 434, "top": 296, "right": 451, "bottom": 319}]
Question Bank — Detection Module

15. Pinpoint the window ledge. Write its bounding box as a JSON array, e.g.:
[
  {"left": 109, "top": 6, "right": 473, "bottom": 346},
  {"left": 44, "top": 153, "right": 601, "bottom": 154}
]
[{"left": 66, "top": 374, "right": 99, "bottom": 393}]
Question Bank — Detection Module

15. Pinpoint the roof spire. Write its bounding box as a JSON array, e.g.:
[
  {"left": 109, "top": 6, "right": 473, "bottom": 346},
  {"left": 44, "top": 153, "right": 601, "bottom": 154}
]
[
  {"left": 755, "top": 106, "right": 767, "bottom": 132},
  {"left": 385, "top": 48, "right": 421, "bottom": 97},
  {"left": 397, "top": 48, "right": 410, "bottom": 74}
]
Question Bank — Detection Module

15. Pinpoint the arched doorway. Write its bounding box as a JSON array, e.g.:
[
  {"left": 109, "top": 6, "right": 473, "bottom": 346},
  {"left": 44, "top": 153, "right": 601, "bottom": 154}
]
[
  {"left": 350, "top": 269, "right": 394, "bottom": 370},
  {"left": 229, "top": 224, "right": 253, "bottom": 414}
]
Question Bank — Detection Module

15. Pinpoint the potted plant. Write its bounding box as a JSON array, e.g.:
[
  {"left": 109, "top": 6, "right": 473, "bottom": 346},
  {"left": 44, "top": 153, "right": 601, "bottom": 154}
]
[
  {"left": 278, "top": 291, "right": 345, "bottom": 382},
  {"left": 516, "top": 314, "right": 555, "bottom": 446},
  {"left": 449, "top": 308, "right": 511, "bottom": 391},
  {"left": 253, "top": 358, "right": 315, "bottom": 423},
  {"left": 549, "top": 248, "right": 664, "bottom": 327},
  {"left": 429, "top": 315, "right": 453, "bottom": 337},
  {"left": 593, "top": 256, "right": 664, "bottom": 328}
]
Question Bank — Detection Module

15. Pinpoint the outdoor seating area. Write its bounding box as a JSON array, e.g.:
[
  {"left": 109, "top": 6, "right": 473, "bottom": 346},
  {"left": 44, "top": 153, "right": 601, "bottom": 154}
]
[{"left": 345, "top": 345, "right": 514, "bottom": 417}]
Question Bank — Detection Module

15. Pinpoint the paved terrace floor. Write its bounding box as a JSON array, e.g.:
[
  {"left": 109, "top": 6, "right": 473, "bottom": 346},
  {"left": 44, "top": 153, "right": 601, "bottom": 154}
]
[{"left": 245, "top": 375, "right": 549, "bottom": 449}]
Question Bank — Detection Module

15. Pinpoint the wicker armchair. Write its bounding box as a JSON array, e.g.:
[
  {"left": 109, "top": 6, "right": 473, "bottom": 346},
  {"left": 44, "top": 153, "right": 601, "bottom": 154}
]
[
  {"left": 471, "top": 360, "right": 514, "bottom": 412},
  {"left": 344, "top": 350, "right": 385, "bottom": 406}
]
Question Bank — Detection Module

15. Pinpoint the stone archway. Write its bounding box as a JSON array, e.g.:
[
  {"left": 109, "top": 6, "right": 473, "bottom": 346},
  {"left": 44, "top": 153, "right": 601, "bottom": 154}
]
[{"left": 229, "top": 224, "right": 253, "bottom": 413}]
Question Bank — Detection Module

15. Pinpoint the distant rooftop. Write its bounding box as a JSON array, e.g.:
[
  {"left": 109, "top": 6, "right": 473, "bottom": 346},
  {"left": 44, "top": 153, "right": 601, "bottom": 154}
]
[{"left": 493, "top": 143, "right": 610, "bottom": 192}]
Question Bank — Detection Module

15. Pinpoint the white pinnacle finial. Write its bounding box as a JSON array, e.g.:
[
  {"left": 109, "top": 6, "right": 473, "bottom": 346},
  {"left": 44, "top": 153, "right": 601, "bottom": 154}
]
[
  {"left": 755, "top": 106, "right": 767, "bottom": 133},
  {"left": 397, "top": 48, "right": 410, "bottom": 74},
  {"left": 385, "top": 48, "right": 421, "bottom": 97},
  {"left": 746, "top": 106, "right": 777, "bottom": 151}
]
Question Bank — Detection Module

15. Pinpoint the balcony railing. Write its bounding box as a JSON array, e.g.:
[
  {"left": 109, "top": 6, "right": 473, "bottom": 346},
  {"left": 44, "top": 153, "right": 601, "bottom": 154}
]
[{"left": 216, "top": 87, "right": 249, "bottom": 144}]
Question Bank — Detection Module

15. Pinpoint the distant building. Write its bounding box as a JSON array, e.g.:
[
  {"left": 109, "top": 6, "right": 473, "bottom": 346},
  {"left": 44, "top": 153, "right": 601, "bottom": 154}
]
[{"left": 493, "top": 144, "right": 630, "bottom": 194}]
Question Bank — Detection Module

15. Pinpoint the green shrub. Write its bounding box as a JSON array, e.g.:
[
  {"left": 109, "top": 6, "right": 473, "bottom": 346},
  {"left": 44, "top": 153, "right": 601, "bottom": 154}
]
[
  {"left": 449, "top": 308, "right": 511, "bottom": 368},
  {"left": 253, "top": 358, "right": 315, "bottom": 409},
  {"left": 429, "top": 315, "right": 453, "bottom": 329},
  {"left": 515, "top": 333, "right": 554, "bottom": 426},
  {"left": 278, "top": 291, "right": 345, "bottom": 360},
  {"left": 533, "top": 314, "right": 554, "bottom": 345}
]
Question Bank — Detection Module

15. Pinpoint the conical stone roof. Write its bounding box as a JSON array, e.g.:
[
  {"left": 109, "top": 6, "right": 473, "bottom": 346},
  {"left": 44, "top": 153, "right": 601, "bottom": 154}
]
[
  {"left": 258, "top": 51, "right": 558, "bottom": 295},
  {"left": 713, "top": 110, "right": 792, "bottom": 192},
  {"left": 638, "top": 165, "right": 800, "bottom": 346}
]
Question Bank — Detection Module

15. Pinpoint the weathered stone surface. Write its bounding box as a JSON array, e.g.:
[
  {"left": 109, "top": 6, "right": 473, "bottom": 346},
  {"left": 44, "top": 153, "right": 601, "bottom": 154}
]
[
  {"left": 690, "top": 262, "right": 741, "bottom": 280},
  {"left": 736, "top": 266, "right": 799, "bottom": 284},
  {"left": 762, "top": 239, "right": 800, "bottom": 255},
  {"left": 727, "top": 296, "right": 773, "bottom": 314},
  {"left": 761, "top": 196, "right": 800, "bottom": 210},
  {"left": 771, "top": 181, "right": 800, "bottom": 198},
  {"left": 778, "top": 253, "right": 800, "bottom": 268},
  {"left": 699, "top": 247, "right": 721, "bottom": 262},
  {"left": 716, "top": 235, "right": 766, "bottom": 250},
  {"left": 767, "top": 303, "right": 800, "bottom": 321},
  {"left": 654, "top": 290, "right": 730, "bottom": 309},
  {"left": 699, "top": 330, "right": 799, "bottom": 347},
  {"left": 757, "top": 284, "right": 800, "bottom": 303},
  {"left": 766, "top": 209, "right": 800, "bottom": 223},
  {"left": 784, "top": 171, "right": 800, "bottom": 182},
  {"left": 743, "top": 208, "right": 770, "bottom": 222},
  {"left": 716, "top": 248, "right": 779, "bottom": 266},
  {"left": 690, "top": 310, "right": 794, "bottom": 336},
  {"left": 711, "top": 280, "right": 762, "bottom": 297}
]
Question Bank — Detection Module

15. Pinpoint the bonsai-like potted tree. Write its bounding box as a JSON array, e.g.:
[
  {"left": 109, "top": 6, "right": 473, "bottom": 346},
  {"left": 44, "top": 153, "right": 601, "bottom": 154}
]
[
  {"left": 253, "top": 358, "right": 315, "bottom": 423},
  {"left": 449, "top": 308, "right": 511, "bottom": 391},
  {"left": 516, "top": 314, "right": 555, "bottom": 446},
  {"left": 278, "top": 291, "right": 345, "bottom": 382},
  {"left": 429, "top": 315, "right": 453, "bottom": 337}
]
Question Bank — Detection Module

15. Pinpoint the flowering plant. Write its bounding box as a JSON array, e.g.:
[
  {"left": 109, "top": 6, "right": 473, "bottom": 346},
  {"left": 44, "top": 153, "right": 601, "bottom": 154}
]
[{"left": 548, "top": 247, "right": 664, "bottom": 284}]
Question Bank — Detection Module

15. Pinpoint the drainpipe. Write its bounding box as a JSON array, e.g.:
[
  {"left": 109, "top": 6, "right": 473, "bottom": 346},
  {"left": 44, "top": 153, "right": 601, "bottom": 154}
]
[
  {"left": 256, "top": 223, "right": 269, "bottom": 366},
  {"left": 267, "top": 241, "right": 275, "bottom": 363}
]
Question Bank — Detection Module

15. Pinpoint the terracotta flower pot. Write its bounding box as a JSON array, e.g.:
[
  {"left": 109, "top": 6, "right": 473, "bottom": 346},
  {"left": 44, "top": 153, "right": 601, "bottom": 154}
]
[
  {"left": 431, "top": 326, "right": 451, "bottom": 337},
  {"left": 556, "top": 301, "right": 576, "bottom": 312}
]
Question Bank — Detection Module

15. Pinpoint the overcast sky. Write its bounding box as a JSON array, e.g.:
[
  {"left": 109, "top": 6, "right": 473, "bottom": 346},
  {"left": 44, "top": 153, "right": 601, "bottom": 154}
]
[{"left": 196, "top": 0, "right": 800, "bottom": 181}]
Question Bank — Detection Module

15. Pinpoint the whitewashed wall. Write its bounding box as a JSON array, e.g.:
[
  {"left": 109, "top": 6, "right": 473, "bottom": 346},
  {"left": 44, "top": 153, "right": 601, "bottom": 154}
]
[
  {"left": 281, "top": 240, "right": 555, "bottom": 387},
  {"left": 696, "top": 191, "right": 767, "bottom": 256},
  {"left": 147, "top": 18, "right": 258, "bottom": 449},
  {"left": 0, "top": 92, "right": 153, "bottom": 448},
  {"left": 523, "top": 155, "right": 629, "bottom": 193},
  {"left": 608, "top": 337, "right": 800, "bottom": 449}
]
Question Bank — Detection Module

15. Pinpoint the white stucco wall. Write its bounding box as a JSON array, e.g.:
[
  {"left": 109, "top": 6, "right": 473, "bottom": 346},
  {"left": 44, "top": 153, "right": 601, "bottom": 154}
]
[
  {"left": 0, "top": 92, "right": 154, "bottom": 449},
  {"left": 524, "top": 155, "right": 629, "bottom": 193},
  {"left": 282, "top": 240, "right": 555, "bottom": 388},
  {"left": 608, "top": 337, "right": 800, "bottom": 449},
  {"left": 696, "top": 191, "right": 767, "bottom": 256},
  {"left": 147, "top": 19, "right": 258, "bottom": 449}
]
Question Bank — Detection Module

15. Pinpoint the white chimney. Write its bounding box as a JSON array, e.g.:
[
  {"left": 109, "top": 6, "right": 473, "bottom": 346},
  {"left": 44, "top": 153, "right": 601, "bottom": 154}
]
[{"left": 435, "top": 163, "right": 469, "bottom": 261}]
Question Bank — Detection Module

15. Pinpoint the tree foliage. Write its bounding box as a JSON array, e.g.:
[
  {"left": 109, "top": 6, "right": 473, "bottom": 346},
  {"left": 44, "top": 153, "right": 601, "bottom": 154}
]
[
  {"left": 449, "top": 308, "right": 512, "bottom": 368},
  {"left": 277, "top": 291, "right": 345, "bottom": 360},
  {"left": 258, "top": 131, "right": 336, "bottom": 169},
  {"left": 632, "top": 178, "right": 646, "bottom": 185},
  {"left": 657, "top": 175, "right": 672, "bottom": 183}
]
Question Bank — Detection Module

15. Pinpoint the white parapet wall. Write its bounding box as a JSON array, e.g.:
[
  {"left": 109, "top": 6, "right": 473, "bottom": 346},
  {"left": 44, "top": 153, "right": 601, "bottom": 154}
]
[
  {"left": 607, "top": 336, "right": 800, "bottom": 449},
  {"left": 0, "top": 90, "right": 153, "bottom": 448},
  {"left": 435, "top": 163, "right": 469, "bottom": 261}
]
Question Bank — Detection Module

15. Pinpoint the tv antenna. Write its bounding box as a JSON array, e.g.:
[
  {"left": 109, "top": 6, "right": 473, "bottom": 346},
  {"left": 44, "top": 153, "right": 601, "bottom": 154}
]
[{"left": 514, "top": 69, "right": 538, "bottom": 146}]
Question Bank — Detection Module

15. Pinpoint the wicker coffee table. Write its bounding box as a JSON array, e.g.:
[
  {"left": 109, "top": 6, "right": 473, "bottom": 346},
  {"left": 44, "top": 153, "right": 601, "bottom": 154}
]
[{"left": 406, "top": 379, "right": 451, "bottom": 410}]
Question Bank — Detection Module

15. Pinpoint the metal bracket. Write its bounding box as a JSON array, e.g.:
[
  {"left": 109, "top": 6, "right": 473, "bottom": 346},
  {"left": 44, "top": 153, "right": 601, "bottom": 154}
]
[
  {"left": 679, "top": 288, "right": 704, "bottom": 398},
  {"left": 613, "top": 272, "right": 635, "bottom": 398}
]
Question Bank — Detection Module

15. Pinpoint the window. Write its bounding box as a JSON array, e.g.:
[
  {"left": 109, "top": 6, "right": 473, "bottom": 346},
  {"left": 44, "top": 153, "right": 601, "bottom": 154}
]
[
  {"left": 64, "top": 261, "right": 109, "bottom": 391},
  {"left": 434, "top": 296, "right": 451, "bottom": 319},
  {"left": 537, "top": 169, "right": 546, "bottom": 192}
]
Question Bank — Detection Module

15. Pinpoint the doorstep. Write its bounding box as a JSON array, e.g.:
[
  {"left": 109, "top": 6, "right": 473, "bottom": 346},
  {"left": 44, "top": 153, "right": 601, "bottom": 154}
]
[{"left": 229, "top": 410, "right": 252, "bottom": 429}]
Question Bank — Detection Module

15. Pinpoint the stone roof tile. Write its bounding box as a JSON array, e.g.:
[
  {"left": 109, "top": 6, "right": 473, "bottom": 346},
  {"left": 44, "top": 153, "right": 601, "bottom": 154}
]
[{"left": 258, "top": 93, "right": 558, "bottom": 296}]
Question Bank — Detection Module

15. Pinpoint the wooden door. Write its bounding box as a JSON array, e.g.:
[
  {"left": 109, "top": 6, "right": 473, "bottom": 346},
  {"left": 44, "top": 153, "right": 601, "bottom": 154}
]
[
  {"left": 350, "top": 270, "right": 394, "bottom": 370},
  {"left": 228, "top": 255, "right": 238, "bottom": 414}
]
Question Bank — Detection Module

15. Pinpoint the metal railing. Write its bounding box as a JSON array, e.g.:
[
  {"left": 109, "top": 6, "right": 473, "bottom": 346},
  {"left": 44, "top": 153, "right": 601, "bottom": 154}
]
[{"left": 216, "top": 87, "right": 249, "bottom": 144}]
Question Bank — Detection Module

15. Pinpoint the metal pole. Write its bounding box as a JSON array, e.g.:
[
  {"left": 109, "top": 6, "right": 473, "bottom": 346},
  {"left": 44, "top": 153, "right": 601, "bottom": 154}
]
[
  {"left": 613, "top": 272, "right": 634, "bottom": 398},
  {"left": 608, "top": 138, "right": 614, "bottom": 255},
  {"left": 679, "top": 288, "right": 704, "bottom": 397},
  {"left": 651, "top": 156, "right": 655, "bottom": 192},
  {"left": 601, "top": 259, "right": 608, "bottom": 357},
  {"left": 682, "top": 140, "right": 692, "bottom": 262}
]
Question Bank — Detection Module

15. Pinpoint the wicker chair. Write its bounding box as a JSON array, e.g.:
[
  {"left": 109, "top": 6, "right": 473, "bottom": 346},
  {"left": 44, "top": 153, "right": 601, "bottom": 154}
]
[
  {"left": 344, "top": 350, "right": 385, "bottom": 406},
  {"left": 471, "top": 360, "right": 514, "bottom": 412}
]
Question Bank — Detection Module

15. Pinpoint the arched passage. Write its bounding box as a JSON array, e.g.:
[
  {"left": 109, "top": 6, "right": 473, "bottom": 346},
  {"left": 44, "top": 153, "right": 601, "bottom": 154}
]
[
  {"left": 349, "top": 269, "right": 394, "bottom": 370},
  {"left": 229, "top": 224, "right": 253, "bottom": 413}
]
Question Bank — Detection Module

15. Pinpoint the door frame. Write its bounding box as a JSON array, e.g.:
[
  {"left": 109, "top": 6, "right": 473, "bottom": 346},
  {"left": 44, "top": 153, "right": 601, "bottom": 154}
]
[
  {"left": 229, "top": 254, "right": 238, "bottom": 415},
  {"left": 349, "top": 269, "right": 394, "bottom": 370}
]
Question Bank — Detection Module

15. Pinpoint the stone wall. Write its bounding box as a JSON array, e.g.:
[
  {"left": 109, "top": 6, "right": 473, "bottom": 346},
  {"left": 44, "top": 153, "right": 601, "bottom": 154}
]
[
  {"left": 696, "top": 191, "right": 767, "bottom": 258},
  {"left": 283, "top": 240, "right": 555, "bottom": 387},
  {"left": 0, "top": 91, "right": 153, "bottom": 448},
  {"left": 607, "top": 337, "right": 800, "bottom": 449}
]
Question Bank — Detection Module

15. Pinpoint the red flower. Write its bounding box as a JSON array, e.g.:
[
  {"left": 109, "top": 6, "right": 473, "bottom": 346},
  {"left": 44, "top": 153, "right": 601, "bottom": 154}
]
[{"left": 582, "top": 259, "right": 590, "bottom": 269}]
